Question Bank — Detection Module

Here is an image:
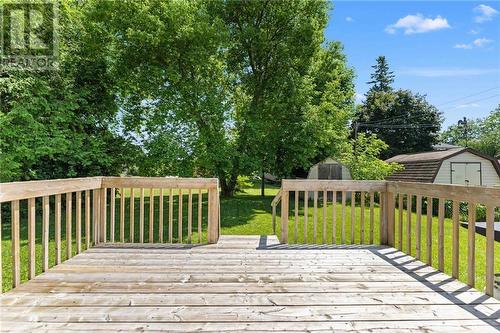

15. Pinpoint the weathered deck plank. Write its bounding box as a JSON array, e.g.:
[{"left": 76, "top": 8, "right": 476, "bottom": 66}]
[{"left": 1, "top": 235, "right": 499, "bottom": 333}]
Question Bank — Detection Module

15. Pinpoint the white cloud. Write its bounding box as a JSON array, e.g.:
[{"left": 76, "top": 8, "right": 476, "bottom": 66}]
[
  {"left": 473, "top": 37, "right": 493, "bottom": 46},
  {"left": 399, "top": 67, "right": 500, "bottom": 77},
  {"left": 454, "top": 37, "right": 493, "bottom": 49},
  {"left": 468, "top": 29, "right": 480, "bottom": 34},
  {"left": 345, "top": 16, "right": 354, "bottom": 22},
  {"left": 456, "top": 103, "right": 480, "bottom": 109},
  {"left": 474, "top": 4, "right": 498, "bottom": 23},
  {"left": 454, "top": 43, "right": 472, "bottom": 49},
  {"left": 385, "top": 14, "right": 450, "bottom": 34}
]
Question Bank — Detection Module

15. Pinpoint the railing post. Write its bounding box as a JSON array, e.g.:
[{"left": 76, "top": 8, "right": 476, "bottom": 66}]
[
  {"left": 281, "top": 190, "right": 289, "bottom": 244},
  {"left": 207, "top": 180, "right": 220, "bottom": 244}
]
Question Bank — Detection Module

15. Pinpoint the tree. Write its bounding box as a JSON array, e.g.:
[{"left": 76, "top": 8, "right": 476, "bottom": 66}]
[
  {"left": 341, "top": 134, "right": 402, "bottom": 180},
  {"left": 0, "top": 1, "right": 137, "bottom": 182},
  {"left": 441, "top": 105, "right": 500, "bottom": 158},
  {"left": 356, "top": 57, "right": 442, "bottom": 159},
  {"left": 89, "top": 0, "right": 353, "bottom": 196},
  {"left": 366, "top": 56, "right": 395, "bottom": 94}
]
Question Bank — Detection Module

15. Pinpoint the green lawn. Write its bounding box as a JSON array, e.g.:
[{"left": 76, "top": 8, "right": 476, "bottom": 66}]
[{"left": 1, "top": 181, "right": 499, "bottom": 294}]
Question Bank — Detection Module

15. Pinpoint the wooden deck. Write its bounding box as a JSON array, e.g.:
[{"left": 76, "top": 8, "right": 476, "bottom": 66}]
[{"left": 1, "top": 235, "right": 499, "bottom": 332}]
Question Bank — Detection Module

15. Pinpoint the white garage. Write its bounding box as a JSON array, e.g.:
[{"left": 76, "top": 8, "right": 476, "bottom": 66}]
[{"left": 385, "top": 147, "right": 500, "bottom": 187}]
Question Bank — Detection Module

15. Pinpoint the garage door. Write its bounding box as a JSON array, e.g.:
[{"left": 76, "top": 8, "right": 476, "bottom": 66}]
[{"left": 451, "top": 162, "right": 481, "bottom": 186}]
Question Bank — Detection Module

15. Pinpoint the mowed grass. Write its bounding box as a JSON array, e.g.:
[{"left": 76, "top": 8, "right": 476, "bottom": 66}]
[{"left": 1, "top": 181, "right": 499, "bottom": 294}]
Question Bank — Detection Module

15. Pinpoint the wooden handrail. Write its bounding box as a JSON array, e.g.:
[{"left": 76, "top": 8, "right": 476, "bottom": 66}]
[{"left": 271, "top": 189, "right": 282, "bottom": 235}]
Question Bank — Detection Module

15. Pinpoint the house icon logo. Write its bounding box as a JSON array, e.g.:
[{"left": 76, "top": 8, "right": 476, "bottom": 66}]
[{"left": 0, "top": 1, "right": 58, "bottom": 71}]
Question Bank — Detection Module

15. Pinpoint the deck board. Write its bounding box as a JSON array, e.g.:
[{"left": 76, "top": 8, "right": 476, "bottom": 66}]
[{"left": 1, "top": 235, "right": 499, "bottom": 332}]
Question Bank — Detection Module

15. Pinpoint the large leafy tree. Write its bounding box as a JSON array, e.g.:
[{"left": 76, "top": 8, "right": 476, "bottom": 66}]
[
  {"left": 356, "top": 57, "right": 442, "bottom": 159},
  {"left": 0, "top": 1, "right": 137, "bottom": 181},
  {"left": 90, "top": 0, "right": 354, "bottom": 196}
]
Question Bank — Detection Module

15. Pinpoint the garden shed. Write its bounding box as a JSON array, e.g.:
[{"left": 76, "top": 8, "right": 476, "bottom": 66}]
[
  {"left": 386, "top": 147, "right": 500, "bottom": 187},
  {"left": 307, "top": 158, "right": 352, "bottom": 181}
]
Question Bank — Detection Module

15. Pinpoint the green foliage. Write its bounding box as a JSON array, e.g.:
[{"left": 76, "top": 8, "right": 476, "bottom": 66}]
[
  {"left": 441, "top": 105, "right": 500, "bottom": 158},
  {"left": 366, "top": 56, "right": 395, "bottom": 94},
  {"left": 356, "top": 57, "right": 442, "bottom": 159},
  {"left": 341, "top": 133, "right": 402, "bottom": 180},
  {"left": 0, "top": 0, "right": 138, "bottom": 182},
  {"left": 1, "top": 0, "right": 355, "bottom": 195},
  {"left": 84, "top": 0, "right": 354, "bottom": 196},
  {"left": 236, "top": 175, "right": 253, "bottom": 193}
]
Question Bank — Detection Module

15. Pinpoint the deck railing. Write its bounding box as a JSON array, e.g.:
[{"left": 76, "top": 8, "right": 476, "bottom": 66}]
[
  {"left": 0, "top": 176, "right": 220, "bottom": 291},
  {"left": 272, "top": 180, "right": 500, "bottom": 296}
]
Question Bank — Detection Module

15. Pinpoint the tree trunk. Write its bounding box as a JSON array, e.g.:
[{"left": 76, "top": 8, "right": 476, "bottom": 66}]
[{"left": 261, "top": 169, "right": 265, "bottom": 197}]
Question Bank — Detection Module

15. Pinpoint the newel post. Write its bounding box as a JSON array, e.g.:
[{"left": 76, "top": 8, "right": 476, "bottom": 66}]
[{"left": 207, "top": 180, "right": 220, "bottom": 244}]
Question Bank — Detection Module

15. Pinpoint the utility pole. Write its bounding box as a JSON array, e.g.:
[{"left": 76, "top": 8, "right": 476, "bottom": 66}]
[{"left": 458, "top": 117, "right": 468, "bottom": 147}]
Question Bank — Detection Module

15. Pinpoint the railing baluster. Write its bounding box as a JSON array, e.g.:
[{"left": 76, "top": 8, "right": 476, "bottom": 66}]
[
  {"left": 178, "top": 189, "right": 183, "bottom": 243},
  {"left": 386, "top": 190, "right": 395, "bottom": 247},
  {"left": 426, "top": 197, "right": 433, "bottom": 265},
  {"left": 467, "top": 202, "right": 476, "bottom": 287},
  {"left": 398, "top": 193, "right": 403, "bottom": 250},
  {"left": 42, "top": 196, "right": 49, "bottom": 271},
  {"left": 28, "top": 197, "right": 36, "bottom": 279},
  {"left": 139, "top": 188, "right": 144, "bottom": 243},
  {"left": 351, "top": 192, "right": 355, "bottom": 244},
  {"left": 415, "top": 195, "right": 422, "bottom": 260},
  {"left": 159, "top": 189, "right": 164, "bottom": 243},
  {"left": 485, "top": 205, "right": 495, "bottom": 296},
  {"left": 452, "top": 200, "right": 460, "bottom": 279},
  {"left": 341, "top": 191, "right": 346, "bottom": 244},
  {"left": 198, "top": 189, "right": 202, "bottom": 243},
  {"left": 0, "top": 203, "right": 2, "bottom": 289},
  {"left": 360, "top": 192, "right": 365, "bottom": 244},
  {"left": 332, "top": 191, "right": 337, "bottom": 244},
  {"left": 406, "top": 194, "right": 412, "bottom": 255},
  {"left": 149, "top": 188, "right": 154, "bottom": 243},
  {"left": 11, "top": 200, "right": 20, "bottom": 288},
  {"left": 66, "top": 192, "right": 72, "bottom": 259},
  {"left": 188, "top": 189, "right": 193, "bottom": 243},
  {"left": 92, "top": 189, "right": 99, "bottom": 245},
  {"left": 304, "top": 191, "right": 308, "bottom": 243},
  {"left": 369, "top": 192, "right": 374, "bottom": 244},
  {"left": 76, "top": 192, "right": 82, "bottom": 254},
  {"left": 322, "top": 190, "right": 327, "bottom": 244},
  {"left": 55, "top": 194, "right": 61, "bottom": 264},
  {"left": 313, "top": 191, "right": 318, "bottom": 243},
  {"left": 379, "top": 192, "right": 384, "bottom": 245},
  {"left": 438, "top": 198, "right": 444, "bottom": 271},
  {"left": 110, "top": 188, "right": 115, "bottom": 243},
  {"left": 100, "top": 188, "right": 107, "bottom": 243},
  {"left": 294, "top": 191, "right": 299, "bottom": 244},
  {"left": 169, "top": 189, "right": 173, "bottom": 243},
  {"left": 85, "top": 190, "right": 90, "bottom": 249},
  {"left": 120, "top": 188, "right": 125, "bottom": 242},
  {"left": 129, "top": 188, "right": 135, "bottom": 243}
]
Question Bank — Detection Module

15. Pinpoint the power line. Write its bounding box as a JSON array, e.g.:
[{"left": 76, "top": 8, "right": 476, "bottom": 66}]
[
  {"left": 437, "top": 87, "right": 500, "bottom": 107},
  {"left": 358, "top": 123, "right": 439, "bottom": 129},
  {"left": 440, "top": 93, "right": 500, "bottom": 111}
]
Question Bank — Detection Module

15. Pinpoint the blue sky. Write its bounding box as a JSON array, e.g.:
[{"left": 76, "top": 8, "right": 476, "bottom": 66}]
[{"left": 325, "top": 1, "right": 500, "bottom": 128}]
